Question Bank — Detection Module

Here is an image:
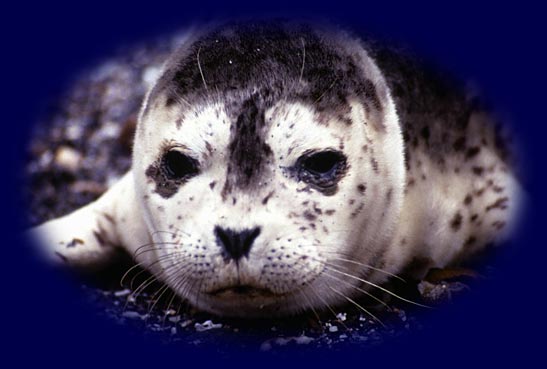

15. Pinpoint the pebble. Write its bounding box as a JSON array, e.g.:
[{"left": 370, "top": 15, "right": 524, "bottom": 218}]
[
  {"left": 179, "top": 319, "right": 193, "bottom": 328},
  {"left": 54, "top": 146, "right": 82, "bottom": 172},
  {"left": 194, "top": 320, "right": 223, "bottom": 332},
  {"left": 122, "top": 311, "right": 142, "bottom": 319},
  {"left": 65, "top": 123, "right": 84, "bottom": 141},
  {"left": 260, "top": 335, "right": 314, "bottom": 352},
  {"left": 114, "top": 289, "right": 131, "bottom": 297},
  {"left": 168, "top": 316, "right": 181, "bottom": 323}
]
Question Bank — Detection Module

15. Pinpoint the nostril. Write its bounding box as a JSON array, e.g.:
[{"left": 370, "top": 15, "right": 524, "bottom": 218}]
[{"left": 214, "top": 226, "right": 261, "bottom": 261}]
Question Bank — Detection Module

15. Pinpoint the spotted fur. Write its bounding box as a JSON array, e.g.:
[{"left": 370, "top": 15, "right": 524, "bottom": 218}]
[{"left": 28, "top": 21, "right": 523, "bottom": 317}]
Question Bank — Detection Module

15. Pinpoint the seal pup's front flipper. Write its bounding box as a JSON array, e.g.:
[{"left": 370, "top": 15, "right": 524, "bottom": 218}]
[{"left": 27, "top": 171, "right": 149, "bottom": 269}]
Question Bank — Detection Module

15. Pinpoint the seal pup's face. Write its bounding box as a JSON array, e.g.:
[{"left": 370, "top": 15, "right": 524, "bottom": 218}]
[{"left": 133, "top": 22, "right": 405, "bottom": 317}]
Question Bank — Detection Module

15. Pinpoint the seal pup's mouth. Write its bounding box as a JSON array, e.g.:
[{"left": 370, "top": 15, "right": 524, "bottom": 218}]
[{"left": 208, "top": 284, "right": 278, "bottom": 299}]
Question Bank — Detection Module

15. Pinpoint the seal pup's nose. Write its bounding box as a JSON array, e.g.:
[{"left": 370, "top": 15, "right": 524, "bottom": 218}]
[{"left": 214, "top": 226, "right": 261, "bottom": 261}]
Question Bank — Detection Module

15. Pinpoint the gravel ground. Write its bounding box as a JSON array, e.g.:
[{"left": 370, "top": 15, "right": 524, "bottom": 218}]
[{"left": 23, "top": 32, "right": 486, "bottom": 354}]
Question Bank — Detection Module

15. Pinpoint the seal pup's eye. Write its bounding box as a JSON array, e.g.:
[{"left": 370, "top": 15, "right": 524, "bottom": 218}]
[
  {"left": 300, "top": 151, "right": 346, "bottom": 176},
  {"left": 162, "top": 150, "right": 199, "bottom": 180},
  {"left": 291, "top": 150, "right": 348, "bottom": 194}
]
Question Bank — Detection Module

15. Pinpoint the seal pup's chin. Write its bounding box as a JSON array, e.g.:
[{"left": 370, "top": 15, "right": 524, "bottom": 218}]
[{"left": 208, "top": 284, "right": 278, "bottom": 299}]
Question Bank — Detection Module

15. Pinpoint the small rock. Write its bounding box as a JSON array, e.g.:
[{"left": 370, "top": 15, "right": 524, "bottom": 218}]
[
  {"left": 114, "top": 289, "right": 131, "bottom": 297},
  {"left": 194, "top": 320, "right": 222, "bottom": 332},
  {"left": 293, "top": 335, "right": 314, "bottom": 345},
  {"left": 55, "top": 146, "right": 82, "bottom": 172},
  {"left": 65, "top": 123, "right": 84, "bottom": 141},
  {"left": 168, "top": 316, "right": 181, "bottom": 323},
  {"left": 122, "top": 311, "right": 142, "bottom": 319},
  {"left": 260, "top": 341, "right": 273, "bottom": 352},
  {"left": 179, "top": 319, "right": 193, "bottom": 328}
]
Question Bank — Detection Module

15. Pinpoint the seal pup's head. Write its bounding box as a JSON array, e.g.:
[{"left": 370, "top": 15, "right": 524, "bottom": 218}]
[{"left": 133, "top": 21, "right": 405, "bottom": 317}]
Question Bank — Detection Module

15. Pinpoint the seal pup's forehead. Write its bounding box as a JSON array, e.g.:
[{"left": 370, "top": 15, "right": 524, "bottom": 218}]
[{"left": 146, "top": 21, "right": 385, "bottom": 120}]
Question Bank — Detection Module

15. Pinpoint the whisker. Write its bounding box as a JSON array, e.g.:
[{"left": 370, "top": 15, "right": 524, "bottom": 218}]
[
  {"left": 328, "top": 285, "right": 385, "bottom": 327},
  {"left": 322, "top": 270, "right": 392, "bottom": 310},
  {"left": 306, "top": 282, "right": 348, "bottom": 330},
  {"left": 325, "top": 266, "right": 430, "bottom": 308},
  {"left": 196, "top": 46, "right": 208, "bottom": 90},
  {"left": 314, "top": 78, "right": 338, "bottom": 104},
  {"left": 299, "top": 38, "right": 306, "bottom": 85},
  {"left": 322, "top": 255, "right": 406, "bottom": 283},
  {"left": 127, "top": 253, "right": 181, "bottom": 290}
]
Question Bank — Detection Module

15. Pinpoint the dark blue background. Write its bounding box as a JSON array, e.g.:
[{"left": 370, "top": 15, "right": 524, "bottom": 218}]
[{"left": 4, "top": 1, "right": 545, "bottom": 367}]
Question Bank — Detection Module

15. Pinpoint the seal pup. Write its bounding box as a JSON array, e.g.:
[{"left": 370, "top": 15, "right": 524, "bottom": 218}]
[{"left": 28, "top": 21, "right": 523, "bottom": 317}]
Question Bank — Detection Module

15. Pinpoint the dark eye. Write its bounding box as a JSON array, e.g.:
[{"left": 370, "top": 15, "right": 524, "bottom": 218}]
[
  {"left": 300, "top": 151, "right": 345, "bottom": 175},
  {"left": 162, "top": 150, "right": 199, "bottom": 179}
]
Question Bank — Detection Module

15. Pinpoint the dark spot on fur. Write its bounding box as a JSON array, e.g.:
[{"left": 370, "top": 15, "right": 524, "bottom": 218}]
[
  {"left": 472, "top": 166, "right": 484, "bottom": 176},
  {"left": 325, "top": 209, "right": 336, "bottom": 215},
  {"left": 464, "top": 236, "right": 477, "bottom": 248},
  {"left": 450, "top": 212, "right": 463, "bottom": 231},
  {"left": 493, "top": 185, "right": 504, "bottom": 193},
  {"left": 66, "top": 238, "right": 85, "bottom": 248},
  {"left": 475, "top": 188, "right": 485, "bottom": 196},
  {"left": 313, "top": 204, "right": 323, "bottom": 215},
  {"left": 205, "top": 141, "right": 213, "bottom": 156},
  {"left": 463, "top": 194, "right": 473, "bottom": 205},
  {"left": 357, "top": 183, "right": 367, "bottom": 194},
  {"left": 386, "top": 188, "right": 393, "bottom": 203},
  {"left": 486, "top": 197, "right": 509, "bottom": 212},
  {"left": 303, "top": 211, "right": 317, "bottom": 221},
  {"left": 102, "top": 213, "right": 116, "bottom": 225},
  {"left": 350, "top": 202, "right": 365, "bottom": 218},
  {"left": 55, "top": 252, "right": 68, "bottom": 263},
  {"left": 209, "top": 181, "right": 217, "bottom": 190},
  {"left": 262, "top": 190, "right": 275, "bottom": 205},
  {"left": 492, "top": 221, "right": 506, "bottom": 230},
  {"left": 93, "top": 230, "right": 106, "bottom": 247},
  {"left": 465, "top": 146, "right": 481, "bottom": 160},
  {"left": 222, "top": 95, "right": 273, "bottom": 195},
  {"left": 370, "top": 157, "right": 379, "bottom": 173}
]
